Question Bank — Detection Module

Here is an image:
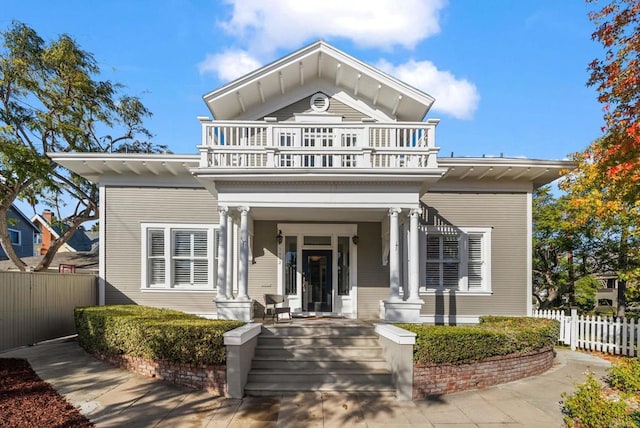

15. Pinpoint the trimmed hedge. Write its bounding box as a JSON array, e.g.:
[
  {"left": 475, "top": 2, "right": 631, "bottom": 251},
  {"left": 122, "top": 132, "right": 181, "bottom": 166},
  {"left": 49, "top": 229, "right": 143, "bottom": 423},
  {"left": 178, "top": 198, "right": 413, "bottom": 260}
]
[
  {"left": 396, "top": 316, "right": 559, "bottom": 365},
  {"left": 74, "top": 305, "right": 244, "bottom": 365}
]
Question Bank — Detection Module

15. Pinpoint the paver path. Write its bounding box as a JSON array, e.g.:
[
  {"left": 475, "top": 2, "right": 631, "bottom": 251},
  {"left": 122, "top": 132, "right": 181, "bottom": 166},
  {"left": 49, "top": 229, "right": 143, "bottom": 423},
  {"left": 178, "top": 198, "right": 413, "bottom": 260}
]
[{"left": 2, "top": 339, "right": 610, "bottom": 427}]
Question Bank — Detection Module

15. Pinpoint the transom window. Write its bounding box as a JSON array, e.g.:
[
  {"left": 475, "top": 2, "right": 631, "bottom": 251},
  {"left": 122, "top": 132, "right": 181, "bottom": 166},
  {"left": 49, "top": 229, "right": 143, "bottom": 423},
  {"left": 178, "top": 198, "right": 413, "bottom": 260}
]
[
  {"left": 423, "top": 227, "right": 491, "bottom": 293},
  {"left": 142, "top": 224, "right": 218, "bottom": 289}
]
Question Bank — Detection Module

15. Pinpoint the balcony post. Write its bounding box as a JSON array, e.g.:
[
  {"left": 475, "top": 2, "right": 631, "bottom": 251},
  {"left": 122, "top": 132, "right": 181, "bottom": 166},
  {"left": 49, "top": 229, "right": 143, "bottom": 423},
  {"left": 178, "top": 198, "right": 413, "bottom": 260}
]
[
  {"left": 266, "top": 148, "right": 276, "bottom": 168},
  {"left": 197, "top": 145, "right": 209, "bottom": 168}
]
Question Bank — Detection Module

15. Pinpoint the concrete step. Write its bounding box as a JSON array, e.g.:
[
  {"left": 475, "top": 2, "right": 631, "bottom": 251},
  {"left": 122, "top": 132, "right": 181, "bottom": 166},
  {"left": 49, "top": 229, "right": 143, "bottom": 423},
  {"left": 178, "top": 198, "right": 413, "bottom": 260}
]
[
  {"left": 251, "top": 357, "right": 389, "bottom": 370},
  {"left": 247, "top": 369, "right": 392, "bottom": 385},
  {"left": 257, "top": 335, "right": 380, "bottom": 347},
  {"left": 254, "top": 346, "right": 384, "bottom": 359},
  {"left": 261, "top": 325, "right": 374, "bottom": 337},
  {"left": 244, "top": 381, "right": 396, "bottom": 396},
  {"left": 247, "top": 322, "right": 394, "bottom": 398}
]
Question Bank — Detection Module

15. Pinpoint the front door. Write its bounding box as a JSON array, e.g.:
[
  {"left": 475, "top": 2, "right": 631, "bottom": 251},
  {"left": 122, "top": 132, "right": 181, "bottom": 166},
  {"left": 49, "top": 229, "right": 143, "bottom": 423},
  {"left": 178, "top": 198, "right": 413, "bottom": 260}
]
[{"left": 302, "top": 250, "right": 332, "bottom": 313}]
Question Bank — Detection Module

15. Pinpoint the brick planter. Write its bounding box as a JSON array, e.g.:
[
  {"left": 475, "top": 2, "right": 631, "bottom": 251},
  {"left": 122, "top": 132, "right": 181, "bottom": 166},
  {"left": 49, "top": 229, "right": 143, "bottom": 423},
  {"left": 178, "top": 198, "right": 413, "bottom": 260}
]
[
  {"left": 91, "top": 351, "right": 226, "bottom": 396},
  {"left": 413, "top": 346, "right": 555, "bottom": 399}
]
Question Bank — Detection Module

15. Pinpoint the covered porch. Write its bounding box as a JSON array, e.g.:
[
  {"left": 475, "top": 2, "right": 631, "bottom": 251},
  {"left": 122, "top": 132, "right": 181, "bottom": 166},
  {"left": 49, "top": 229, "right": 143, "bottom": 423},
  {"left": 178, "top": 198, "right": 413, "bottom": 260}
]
[{"left": 203, "top": 193, "right": 437, "bottom": 323}]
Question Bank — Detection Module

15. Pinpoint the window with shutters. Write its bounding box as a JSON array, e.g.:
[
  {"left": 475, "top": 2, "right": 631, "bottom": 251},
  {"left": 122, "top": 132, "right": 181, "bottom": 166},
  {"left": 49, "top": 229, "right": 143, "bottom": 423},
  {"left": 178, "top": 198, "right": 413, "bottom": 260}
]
[
  {"left": 142, "top": 224, "right": 217, "bottom": 290},
  {"left": 423, "top": 226, "right": 491, "bottom": 293}
]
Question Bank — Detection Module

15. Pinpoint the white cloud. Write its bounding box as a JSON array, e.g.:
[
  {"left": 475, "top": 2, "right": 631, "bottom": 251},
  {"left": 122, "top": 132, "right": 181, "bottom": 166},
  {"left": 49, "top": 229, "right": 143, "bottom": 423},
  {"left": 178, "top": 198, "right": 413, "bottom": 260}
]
[
  {"left": 198, "top": 49, "right": 262, "bottom": 82},
  {"left": 219, "top": 0, "right": 447, "bottom": 52},
  {"left": 377, "top": 59, "right": 479, "bottom": 120}
]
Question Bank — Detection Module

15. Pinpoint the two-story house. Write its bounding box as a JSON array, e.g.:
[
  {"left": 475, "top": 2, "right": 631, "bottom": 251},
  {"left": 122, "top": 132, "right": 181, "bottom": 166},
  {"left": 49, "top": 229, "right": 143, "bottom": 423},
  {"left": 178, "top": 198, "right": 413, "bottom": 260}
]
[{"left": 52, "top": 41, "right": 571, "bottom": 323}]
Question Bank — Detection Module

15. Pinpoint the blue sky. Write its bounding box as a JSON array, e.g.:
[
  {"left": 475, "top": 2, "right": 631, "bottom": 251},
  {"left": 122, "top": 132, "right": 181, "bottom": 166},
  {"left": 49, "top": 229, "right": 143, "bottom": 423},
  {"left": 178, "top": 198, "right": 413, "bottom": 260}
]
[{"left": 3, "top": 1, "right": 603, "bottom": 161}]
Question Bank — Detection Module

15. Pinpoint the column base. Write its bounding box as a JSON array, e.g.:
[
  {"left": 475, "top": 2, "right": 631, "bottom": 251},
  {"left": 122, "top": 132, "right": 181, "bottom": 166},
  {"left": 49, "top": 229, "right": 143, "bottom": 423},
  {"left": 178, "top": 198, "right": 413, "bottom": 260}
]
[
  {"left": 383, "top": 299, "right": 424, "bottom": 323},
  {"left": 215, "top": 299, "right": 254, "bottom": 322}
]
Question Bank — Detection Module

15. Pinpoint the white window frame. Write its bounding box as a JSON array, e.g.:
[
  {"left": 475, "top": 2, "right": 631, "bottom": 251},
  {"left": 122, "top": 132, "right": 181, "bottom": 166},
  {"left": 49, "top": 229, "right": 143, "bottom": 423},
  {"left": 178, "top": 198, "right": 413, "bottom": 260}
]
[
  {"left": 141, "top": 223, "right": 217, "bottom": 291},
  {"left": 8, "top": 228, "right": 21, "bottom": 246},
  {"left": 421, "top": 226, "right": 492, "bottom": 294}
]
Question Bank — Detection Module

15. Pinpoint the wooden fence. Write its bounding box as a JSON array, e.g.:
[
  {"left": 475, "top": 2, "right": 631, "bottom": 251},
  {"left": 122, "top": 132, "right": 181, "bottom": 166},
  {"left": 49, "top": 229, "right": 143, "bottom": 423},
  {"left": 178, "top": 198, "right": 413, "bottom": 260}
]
[
  {"left": 0, "top": 271, "right": 97, "bottom": 352},
  {"left": 533, "top": 309, "right": 640, "bottom": 356}
]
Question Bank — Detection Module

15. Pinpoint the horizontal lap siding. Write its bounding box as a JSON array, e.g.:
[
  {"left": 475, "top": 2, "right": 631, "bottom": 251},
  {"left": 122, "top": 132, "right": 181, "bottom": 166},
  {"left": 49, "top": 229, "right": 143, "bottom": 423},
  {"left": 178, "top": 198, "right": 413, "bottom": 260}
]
[
  {"left": 357, "top": 222, "right": 389, "bottom": 319},
  {"left": 421, "top": 192, "right": 528, "bottom": 316},
  {"left": 249, "top": 221, "right": 278, "bottom": 313},
  {"left": 265, "top": 95, "right": 368, "bottom": 121},
  {"left": 104, "top": 187, "right": 218, "bottom": 313}
]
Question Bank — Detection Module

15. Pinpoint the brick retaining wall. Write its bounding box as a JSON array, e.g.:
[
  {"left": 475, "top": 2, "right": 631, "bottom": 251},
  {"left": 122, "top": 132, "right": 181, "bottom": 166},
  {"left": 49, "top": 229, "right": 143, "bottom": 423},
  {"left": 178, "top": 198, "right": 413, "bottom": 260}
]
[
  {"left": 92, "top": 351, "right": 226, "bottom": 396},
  {"left": 413, "top": 347, "right": 555, "bottom": 399}
]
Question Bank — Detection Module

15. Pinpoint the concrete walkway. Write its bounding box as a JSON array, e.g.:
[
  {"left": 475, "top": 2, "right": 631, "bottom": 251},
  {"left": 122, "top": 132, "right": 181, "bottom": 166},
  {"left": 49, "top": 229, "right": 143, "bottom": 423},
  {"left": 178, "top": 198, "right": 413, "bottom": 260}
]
[{"left": 2, "top": 338, "right": 610, "bottom": 427}]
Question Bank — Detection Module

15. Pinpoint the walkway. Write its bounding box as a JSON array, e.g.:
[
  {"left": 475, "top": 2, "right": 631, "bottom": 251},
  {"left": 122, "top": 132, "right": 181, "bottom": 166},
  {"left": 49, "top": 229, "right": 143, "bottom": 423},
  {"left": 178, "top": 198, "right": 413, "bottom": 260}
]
[{"left": 1, "top": 338, "right": 610, "bottom": 427}]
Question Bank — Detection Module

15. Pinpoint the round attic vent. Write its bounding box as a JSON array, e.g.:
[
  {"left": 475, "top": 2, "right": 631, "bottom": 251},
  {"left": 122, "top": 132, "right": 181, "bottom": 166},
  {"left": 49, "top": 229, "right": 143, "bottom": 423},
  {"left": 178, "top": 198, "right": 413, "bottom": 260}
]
[{"left": 310, "top": 93, "right": 329, "bottom": 112}]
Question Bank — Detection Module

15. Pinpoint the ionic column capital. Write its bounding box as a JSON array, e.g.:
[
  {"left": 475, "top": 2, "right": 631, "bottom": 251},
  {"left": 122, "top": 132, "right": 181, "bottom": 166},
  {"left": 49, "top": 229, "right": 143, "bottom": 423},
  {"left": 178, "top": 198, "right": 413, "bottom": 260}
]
[{"left": 388, "top": 207, "right": 402, "bottom": 217}]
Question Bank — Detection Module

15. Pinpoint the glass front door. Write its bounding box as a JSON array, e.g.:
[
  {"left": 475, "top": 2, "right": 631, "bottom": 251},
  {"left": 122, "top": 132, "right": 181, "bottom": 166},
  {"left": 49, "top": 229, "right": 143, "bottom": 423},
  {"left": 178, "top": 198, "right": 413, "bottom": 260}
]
[{"left": 302, "top": 250, "right": 332, "bottom": 312}]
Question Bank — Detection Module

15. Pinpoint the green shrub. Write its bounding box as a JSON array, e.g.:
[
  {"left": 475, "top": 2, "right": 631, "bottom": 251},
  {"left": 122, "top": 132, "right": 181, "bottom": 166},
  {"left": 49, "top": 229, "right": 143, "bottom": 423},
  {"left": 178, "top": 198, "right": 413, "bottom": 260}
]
[
  {"left": 396, "top": 317, "right": 559, "bottom": 365},
  {"left": 75, "top": 305, "right": 245, "bottom": 365},
  {"left": 608, "top": 358, "right": 640, "bottom": 394},
  {"left": 561, "top": 373, "right": 632, "bottom": 428}
]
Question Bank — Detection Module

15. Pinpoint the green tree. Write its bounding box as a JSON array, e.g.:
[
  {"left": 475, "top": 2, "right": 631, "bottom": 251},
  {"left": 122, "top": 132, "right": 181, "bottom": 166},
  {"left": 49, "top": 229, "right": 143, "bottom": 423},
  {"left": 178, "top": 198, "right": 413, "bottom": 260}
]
[
  {"left": 532, "top": 187, "right": 575, "bottom": 309},
  {"left": 575, "top": 275, "right": 601, "bottom": 312},
  {"left": 584, "top": 0, "right": 640, "bottom": 315},
  {"left": 560, "top": 145, "right": 640, "bottom": 316},
  {"left": 0, "top": 21, "right": 162, "bottom": 271}
]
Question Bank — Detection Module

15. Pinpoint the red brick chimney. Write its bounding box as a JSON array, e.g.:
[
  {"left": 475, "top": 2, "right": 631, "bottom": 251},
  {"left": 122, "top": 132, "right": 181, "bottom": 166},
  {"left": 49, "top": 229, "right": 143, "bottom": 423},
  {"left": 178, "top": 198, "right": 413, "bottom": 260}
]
[
  {"left": 40, "top": 210, "right": 54, "bottom": 254},
  {"left": 42, "top": 209, "right": 53, "bottom": 223}
]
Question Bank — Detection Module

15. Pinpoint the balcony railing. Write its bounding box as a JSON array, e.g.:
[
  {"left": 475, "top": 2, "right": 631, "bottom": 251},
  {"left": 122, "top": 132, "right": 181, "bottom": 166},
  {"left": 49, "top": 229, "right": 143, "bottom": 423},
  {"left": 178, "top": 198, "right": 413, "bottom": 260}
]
[{"left": 197, "top": 120, "right": 439, "bottom": 169}]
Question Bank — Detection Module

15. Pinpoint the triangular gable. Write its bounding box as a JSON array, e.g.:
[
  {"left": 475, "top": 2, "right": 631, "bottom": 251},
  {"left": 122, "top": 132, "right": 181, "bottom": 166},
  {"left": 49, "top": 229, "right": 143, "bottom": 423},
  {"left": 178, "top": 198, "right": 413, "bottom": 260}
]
[
  {"left": 9, "top": 205, "right": 40, "bottom": 234},
  {"left": 203, "top": 41, "right": 435, "bottom": 122}
]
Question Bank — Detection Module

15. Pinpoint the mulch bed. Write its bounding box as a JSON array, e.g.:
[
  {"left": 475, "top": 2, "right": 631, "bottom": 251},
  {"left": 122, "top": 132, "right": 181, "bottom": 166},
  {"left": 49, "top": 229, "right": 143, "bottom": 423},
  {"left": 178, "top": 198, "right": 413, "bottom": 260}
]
[{"left": 0, "top": 358, "right": 93, "bottom": 428}]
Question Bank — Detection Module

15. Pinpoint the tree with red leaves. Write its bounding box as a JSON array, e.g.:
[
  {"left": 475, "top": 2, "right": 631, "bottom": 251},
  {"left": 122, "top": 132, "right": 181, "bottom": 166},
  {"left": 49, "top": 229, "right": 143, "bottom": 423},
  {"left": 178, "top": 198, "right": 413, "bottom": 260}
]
[{"left": 587, "top": 0, "right": 640, "bottom": 202}]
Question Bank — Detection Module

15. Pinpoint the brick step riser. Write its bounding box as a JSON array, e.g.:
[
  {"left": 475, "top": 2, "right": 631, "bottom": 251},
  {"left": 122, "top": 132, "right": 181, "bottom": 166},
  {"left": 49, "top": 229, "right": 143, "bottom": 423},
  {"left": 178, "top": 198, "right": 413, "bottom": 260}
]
[
  {"left": 257, "top": 337, "right": 379, "bottom": 347},
  {"left": 251, "top": 360, "right": 389, "bottom": 370}
]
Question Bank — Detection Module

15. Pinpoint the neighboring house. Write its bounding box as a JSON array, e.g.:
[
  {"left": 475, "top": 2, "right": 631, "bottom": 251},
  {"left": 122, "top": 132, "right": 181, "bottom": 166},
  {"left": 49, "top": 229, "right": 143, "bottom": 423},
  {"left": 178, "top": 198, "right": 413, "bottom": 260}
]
[
  {"left": 52, "top": 41, "right": 572, "bottom": 323},
  {"left": 31, "top": 210, "right": 98, "bottom": 254},
  {"left": 0, "top": 204, "right": 40, "bottom": 261}
]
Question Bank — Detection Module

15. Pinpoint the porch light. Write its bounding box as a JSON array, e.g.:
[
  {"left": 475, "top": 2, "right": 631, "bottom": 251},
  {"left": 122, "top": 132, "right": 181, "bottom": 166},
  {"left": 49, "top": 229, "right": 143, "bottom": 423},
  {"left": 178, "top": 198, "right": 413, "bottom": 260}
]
[
  {"left": 352, "top": 235, "right": 359, "bottom": 245},
  {"left": 276, "top": 230, "right": 284, "bottom": 244}
]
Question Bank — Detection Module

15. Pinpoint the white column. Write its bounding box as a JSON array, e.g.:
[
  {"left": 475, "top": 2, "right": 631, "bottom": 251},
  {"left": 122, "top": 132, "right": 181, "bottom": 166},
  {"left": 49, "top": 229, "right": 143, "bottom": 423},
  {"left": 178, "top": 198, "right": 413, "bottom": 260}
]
[
  {"left": 216, "top": 206, "right": 228, "bottom": 300},
  {"left": 408, "top": 208, "right": 421, "bottom": 301},
  {"left": 237, "top": 206, "right": 250, "bottom": 300},
  {"left": 225, "top": 214, "right": 235, "bottom": 299},
  {"left": 389, "top": 208, "right": 402, "bottom": 301}
]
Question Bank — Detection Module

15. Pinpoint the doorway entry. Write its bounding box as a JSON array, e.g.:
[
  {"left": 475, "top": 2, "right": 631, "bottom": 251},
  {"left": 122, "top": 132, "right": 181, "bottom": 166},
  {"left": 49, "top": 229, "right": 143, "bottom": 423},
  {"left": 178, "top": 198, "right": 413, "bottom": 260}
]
[
  {"left": 277, "top": 223, "right": 357, "bottom": 318},
  {"left": 302, "top": 250, "right": 332, "bottom": 312}
]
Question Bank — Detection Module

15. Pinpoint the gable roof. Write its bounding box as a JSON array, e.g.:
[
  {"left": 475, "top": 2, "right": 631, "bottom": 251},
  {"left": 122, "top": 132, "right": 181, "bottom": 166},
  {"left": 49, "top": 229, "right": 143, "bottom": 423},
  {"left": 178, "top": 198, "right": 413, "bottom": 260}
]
[
  {"left": 9, "top": 204, "right": 40, "bottom": 234},
  {"left": 203, "top": 40, "right": 436, "bottom": 122},
  {"left": 31, "top": 213, "right": 96, "bottom": 252}
]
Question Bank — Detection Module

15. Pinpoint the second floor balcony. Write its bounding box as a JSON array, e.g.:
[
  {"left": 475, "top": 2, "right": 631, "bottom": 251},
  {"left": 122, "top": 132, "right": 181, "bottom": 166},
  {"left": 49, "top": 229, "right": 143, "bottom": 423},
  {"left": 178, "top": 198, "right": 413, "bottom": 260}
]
[{"left": 197, "top": 119, "right": 440, "bottom": 170}]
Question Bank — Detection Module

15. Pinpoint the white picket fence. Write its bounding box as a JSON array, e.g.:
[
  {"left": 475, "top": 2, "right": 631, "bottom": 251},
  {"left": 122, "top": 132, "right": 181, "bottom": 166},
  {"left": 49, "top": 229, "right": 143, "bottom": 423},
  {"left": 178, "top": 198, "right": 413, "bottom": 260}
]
[{"left": 533, "top": 309, "right": 640, "bottom": 356}]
